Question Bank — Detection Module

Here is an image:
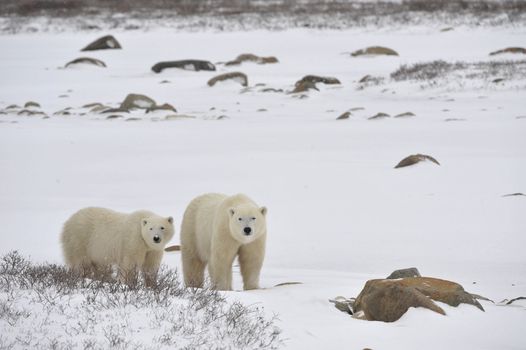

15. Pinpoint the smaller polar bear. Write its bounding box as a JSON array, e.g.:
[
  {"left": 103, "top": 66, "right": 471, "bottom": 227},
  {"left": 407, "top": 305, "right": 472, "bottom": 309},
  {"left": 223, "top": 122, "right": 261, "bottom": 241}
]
[
  {"left": 180, "top": 193, "right": 267, "bottom": 291},
  {"left": 61, "top": 207, "right": 174, "bottom": 285}
]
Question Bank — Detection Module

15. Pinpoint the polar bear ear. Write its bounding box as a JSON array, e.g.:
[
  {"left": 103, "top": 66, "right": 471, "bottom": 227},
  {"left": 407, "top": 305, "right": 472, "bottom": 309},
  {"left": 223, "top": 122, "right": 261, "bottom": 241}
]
[
  {"left": 260, "top": 206, "right": 267, "bottom": 216},
  {"left": 142, "top": 219, "right": 148, "bottom": 226},
  {"left": 167, "top": 216, "right": 173, "bottom": 224},
  {"left": 229, "top": 208, "right": 235, "bottom": 217}
]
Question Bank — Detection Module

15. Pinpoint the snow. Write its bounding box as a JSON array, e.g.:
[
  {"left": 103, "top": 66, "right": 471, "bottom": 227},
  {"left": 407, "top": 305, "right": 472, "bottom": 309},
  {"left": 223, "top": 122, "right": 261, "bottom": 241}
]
[{"left": 1, "top": 24, "right": 526, "bottom": 349}]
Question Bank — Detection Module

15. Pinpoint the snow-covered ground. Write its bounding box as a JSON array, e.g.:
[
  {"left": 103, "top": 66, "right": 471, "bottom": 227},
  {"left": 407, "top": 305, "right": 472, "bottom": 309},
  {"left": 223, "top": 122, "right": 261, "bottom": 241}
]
[{"left": 1, "top": 25, "right": 525, "bottom": 349}]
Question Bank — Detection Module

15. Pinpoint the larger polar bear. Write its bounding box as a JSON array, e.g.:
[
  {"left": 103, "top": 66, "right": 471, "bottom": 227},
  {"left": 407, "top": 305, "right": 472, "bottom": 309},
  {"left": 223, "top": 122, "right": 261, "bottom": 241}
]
[
  {"left": 61, "top": 207, "right": 174, "bottom": 285},
  {"left": 180, "top": 193, "right": 267, "bottom": 291}
]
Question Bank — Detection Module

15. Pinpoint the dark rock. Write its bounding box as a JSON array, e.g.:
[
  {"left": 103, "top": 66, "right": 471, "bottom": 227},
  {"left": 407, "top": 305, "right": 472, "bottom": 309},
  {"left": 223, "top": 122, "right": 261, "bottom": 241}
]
[
  {"left": 146, "top": 103, "right": 177, "bottom": 113},
  {"left": 387, "top": 268, "right": 421, "bottom": 279},
  {"left": 291, "top": 81, "right": 318, "bottom": 93},
  {"left": 260, "top": 88, "right": 284, "bottom": 93},
  {"left": 120, "top": 94, "right": 156, "bottom": 110},
  {"left": 337, "top": 111, "right": 351, "bottom": 120},
  {"left": 295, "top": 75, "right": 341, "bottom": 87},
  {"left": 101, "top": 108, "right": 130, "bottom": 114},
  {"left": 18, "top": 109, "right": 45, "bottom": 116},
  {"left": 489, "top": 47, "right": 526, "bottom": 56},
  {"left": 164, "top": 114, "right": 196, "bottom": 120},
  {"left": 368, "top": 112, "right": 390, "bottom": 120},
  {"left": 151, "top": 60, "right": 216, "bottom": 73},
  {"left": 82, "top": 102, "right": 104, "bottom": 109},
  {"left": 24, "top": 101, "right": 40, "bottom": 108},
  {"left": 353, "top": 277, "right": 484, "bottom": 322},
  {"left": 394, "top": 112, "right": 415, "bottom": 118},
  {"left": 65, "top": 57, "right": 106, "bottom": 68},
  {"left": 208, "top": 72, "right": 248, "bottom": 87},
  {"left": 225, "top": 53, "right": 279, "bottom": 66},
  {"left": 5, "top": 104, "right": 20, "bottom": 110},
  {"left": 351, "top": 46, "right": 399, "bottom": 57},
  {"left": 106, "top": 114, "right": 123, "bottom": 120},
  {"left": 125, "top": 117, "right": 141, "bottom": 122},
  {"left": 502, "top": 193, "right": 525, "bottom": 197},
  {"left": 440, "top": 27, "right": 454, "bottom": 32},
  {"left": 394, "top": 154, "right": 440, "bottom": 168},
  {"left": 81, "top": 35, "right": 121, "bottom": 51}
]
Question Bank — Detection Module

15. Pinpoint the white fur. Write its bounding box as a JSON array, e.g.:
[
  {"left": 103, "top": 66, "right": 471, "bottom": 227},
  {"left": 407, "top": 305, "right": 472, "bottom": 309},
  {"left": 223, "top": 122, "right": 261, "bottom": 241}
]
[
  {"left": 60, "top": 207, "right": 174, "bottom": 285},
  {"left": 180, "top": 193, "right": 267, "bottom": 291}
]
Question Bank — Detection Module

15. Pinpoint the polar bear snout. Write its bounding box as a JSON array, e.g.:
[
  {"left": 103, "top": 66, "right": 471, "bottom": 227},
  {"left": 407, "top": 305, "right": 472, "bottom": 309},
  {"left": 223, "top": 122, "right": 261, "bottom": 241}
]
[
  {"left": 243, "top": 227, "right": 252, "bottom": 235},
  {"left": 153, "top": 235, "right": 161, "bottom": 243}
]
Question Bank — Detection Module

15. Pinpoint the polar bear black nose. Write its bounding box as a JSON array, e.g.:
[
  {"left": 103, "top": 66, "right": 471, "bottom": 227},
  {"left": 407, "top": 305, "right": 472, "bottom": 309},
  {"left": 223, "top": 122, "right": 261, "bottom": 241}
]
[
  {"left": 153, "top": 235, "right": 161, "bottom": 243},
  {"left": 243, "top": 227, "right": 252, "bottom": 235}
]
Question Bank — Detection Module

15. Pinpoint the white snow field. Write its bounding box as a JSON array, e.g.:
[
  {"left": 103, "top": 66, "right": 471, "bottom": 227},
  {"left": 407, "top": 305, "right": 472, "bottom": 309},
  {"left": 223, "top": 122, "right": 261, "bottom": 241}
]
[{"left": 1, "top": 26, "right": 526, "bottom": 349}]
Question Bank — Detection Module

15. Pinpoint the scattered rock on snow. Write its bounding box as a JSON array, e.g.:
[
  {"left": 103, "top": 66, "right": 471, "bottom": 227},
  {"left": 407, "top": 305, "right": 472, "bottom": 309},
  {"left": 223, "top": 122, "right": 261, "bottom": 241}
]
[
  {"left": 17, "top": 109, "right": 45, "bottom": 116},
  {"left": 225, "top": 53, "right": 279, "bottom": 66},
  {"left": 440, "top": 27, "right": 455, "bottom": 32},
  {"left": 337, "top": 111, "right": 351, "bottom": 120},
  {"left": 207, "top": 72, "right": 248, "bottom": 87},
  {"left": 394, "top": 154, "right": 440, "bottom": 168},
  {"left": 394, "top": 112, "right": 415, "bottom": 118},
  {"left": 106, "top": 114, "right": 123, "bottom": 120},
  {"left": 291, "top": 81, "right": 319, "bottom": 93},
  {"left": 81, "top": 35, "right": 122, "bottom": 51},
  {"left": 82, "top": 102, "right": 104, "bottom": 109},
  {"left": 24, "top": 101, "right": 40, "bottom": 108},
  {"left": 65, "top": 57, "right": 106, "bottom": 68},
  {"left": 489, "top": 47, "right": 526, "bottom": 56},
  {"left": 151, "top": 60, "right": 216, "bottom": 73},
  {"left": 164, "top": 114, "right": 196, "bottom": 120},
  {"left": 120, "top": 93, "right": 156, "bottom": 110},
  {"left": 260, "top": 88, "right": 284, "bottom": 93},
  {"left": 101, "top": 108, "right": 130, "bottom": 114},
  {"left": 351, "top": 46, "right": 399, "bottom": 57},
  {"left": 292, "top": 75, "right": 340, "bottom": 93},
  {"left": 146, "top": 103, "right": 177, "bottom": 113},
  {"left": 502, "top": 193, "right": 525, "bottom": 197},
  {"left": 386, "top": 267, "right": 421, "bottom": 279},
  {"left": 368, "top": 112, "right": 390, "bottom": 120},
  {"left": 352, "top": 277, "right": 484, "bottom": 322}
]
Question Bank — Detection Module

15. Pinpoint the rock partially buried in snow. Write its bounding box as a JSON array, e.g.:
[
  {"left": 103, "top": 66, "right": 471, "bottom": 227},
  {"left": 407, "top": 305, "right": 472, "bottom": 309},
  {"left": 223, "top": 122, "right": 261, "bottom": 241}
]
[
  {"left": 395, "top": 154, "right": 440, "bottom": 168},
  {"left": 351, "top": 46, "right": 399, "bottom": 57},
  {"left": 65, "top": 57, "right": 106, "bottom": 68},
  {"left": 120, "top": 94, "right": 156, "bottom": 110},
  {"left": 146, "top": 103, "right": 177, "bottom": 113},
  {"left": 337, "top": 111, "right": 351, "bottom": 120},
  {"left": 394, "top": 112, "right": 415, "bottom": 118},
  {"left": 352, "top": 277, "right": 484, "bottom": 322},
  {"left": 368, "top": 112, "right": 390, "bottom": 120},
  {"left": 489, "top": 47, "right": 526, "bottom": 56},
  {"left": 81, "top": 35, "right": 121, "bottom": 51},
  {"left": 225, "top": 53, "right": 279, "bottom": 66},
  {"left": 151, "top": 60, "right": 216, "bottom": 73},
  {"left": 207, "top": 72, "right": 248, "bottom": 87},
  {"left": 292, "top": 75, "right": 341, "bottom": 93},
  {"left": 24, "top": 101, "right": 40, "bottom": 108}
]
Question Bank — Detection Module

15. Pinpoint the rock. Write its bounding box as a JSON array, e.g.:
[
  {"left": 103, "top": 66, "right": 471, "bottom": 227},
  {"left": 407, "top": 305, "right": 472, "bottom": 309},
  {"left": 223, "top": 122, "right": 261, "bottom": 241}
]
[
  {"left": 350, "top": 107, "right": 365, "bottom": 112},
  {"left": 492, "top": 78, "right": 505, "bottom": 83},
  {"left": 394, "top": 154, "right": 440, "bottom": 168},
  {"left": 82, "top": 102, "right": 104, "bottom": 109},
  {"left": 164, "top": 114, "right": 196, "bottom": 120},
  {"left": 260, "top": 88, "right": 284, "bottom": 93},
  {"left": 125, "top": 117, "right": 141, "bottom": 122},
  {"left": 440, "top": 27, "right": 454, "bottom": 32},
  {"left": 106, "top": 114, "right": 123, "bottom": 120},
  {"left": 5, "top": 104, "right": 20, "bottom": 110},
  {"left": 291, "top": 81, "right": 319, "bottom": 93},
  {"left": 207, "top": 72, "right": 248, "bottom": 87},
  {"left": 257, "top": 108, "right": 267, "bottom": 112},
  {"left": 151, "top": 60, "right": 216, "bottom": 73},
  {"left": 53, "top": 109, "right": 71, "bottom": 116},
  {"left": 444, "top": 118, "right": 466, "bottom": 122},
  {"left": 81, "top": 35, "right": 122, "bottom": 51},
  {"left": 368, "top": 112, "right": 390, "bottom": 120},
  {"left": 295, "top": 75, "right": 341, "bottom": 87},
  {"left": 489, "top": 47, "right": 526, "bottom": 56},
  {"left": 89, "top": 105, "right": 111, "bottom": 113},
  {"left": 393, "top": 112, "right": 415, "bottom": 118},
  {"left": 274, "top": 282, "right": 303, "bottom": 287},
  {"left": 351, "top": 46, "right": 399, "bottom": 57},
  {"left": 65, "top": 57, "right": 106, "bottom": 68},
  {"left": 502, "top": 193, "right": 525, "bottom": 197},
  {"left": 101, "top": 108, "right": 130, "bottom": 114},
  {"left": 225, "top": 53, "right": 279, "bottom": 66},
  {"left": 329, "top": 296, "right": 354, "bottom": 314},
  {"left": 500, "top": 296, "right": 526, "bottom": 305},
  {"left": 337, "top": 111, "right": 351, "bottom": 120},
  {"left": 387, "top": 268, "right": 421, "bottom": 279},
  {"left": 17, "top": 109, "right": 45, "bottom": 116},
  {"left": 120, "top": 94, "right": 156, "bottom": 110},
  {"left": 24, "top": 101, "right": 40, "bottom": 108},
  {"left": 146, "top": 103, "right": 177, "bottom": 113},
  {"left": 353, "top": 277, "right": 484, "bottom": 322}
]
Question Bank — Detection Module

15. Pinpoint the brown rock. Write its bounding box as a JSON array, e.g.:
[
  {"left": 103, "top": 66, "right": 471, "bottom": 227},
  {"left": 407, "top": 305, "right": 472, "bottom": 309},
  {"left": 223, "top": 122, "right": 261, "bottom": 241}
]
[
  {"left": 295, "top": 75, "right": 341, "bottom": 87},
  {"left": 151, "top": 60, "right": 216, "bottom": 73},
  {"left": 368, "top": 112, "right": 390, "bottom": 120},
  {"left": 146, "top": 103, "right": 177, "bottom": 113},
  {"left": 208, "top": 72, "right": 248, "bottom": 87},
  {"left": 337, "top": 111, "right": 351, "bottom": 120},
  {"left": 225, "top": 53, "right": 279, "bottom": 66},
  {"left": 394, "top": 154, "right": 440, "bottom": 168},
  {"left": 65, "top": 57, "right": 106, "bottom": 68},
  {"left": 81, "top": 35, "right": 121, "bottom": 51},
  {"left": 387, "top": 267, "right": 421, "bottom": 279},
  {"left": 489, "top": 47, "right": 526, "bottom": 56},
  {"left": 120, "top": 94, "right": 156, "bottom": 110},
  {"left": 24, "top": 101, "right": 40, "bottom": 108},
  {"left": 394, "top": 112, "right": 416, "bottom": 118},
  {"left": 291, "top": 81, "right": 319, "bottom": 93},
  {"left": 351, "top": 46, "right": 399, "bottom": 57},
  {"left": 353, "top": 277, "right": 484, "bottom": 322}
]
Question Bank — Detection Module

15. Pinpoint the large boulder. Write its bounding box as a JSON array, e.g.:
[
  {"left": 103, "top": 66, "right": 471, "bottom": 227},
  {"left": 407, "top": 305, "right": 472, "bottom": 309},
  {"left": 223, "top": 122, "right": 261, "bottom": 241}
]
[
  {"left": 386, "top": 267, "right": 421, "bottom": 279},
  {"left": 292, "top": 75, "right": 341, "bottom": 93},
  {"left": 120, "top": 94, "right": 156, "bottom": 110},
  {"left": 351, "top": 46, "right": 399, "bottom": 57},
  {"left": 208, "top": 72, "right": 248, "bottom": 87},
  {"left": 81, "top": 35, "right": 121, "bottom": 51},
  {"left": 151, "top": 60, "right": 216, "bottom": 73},
  {"left": 353, "top": 277, "right": 484, "bottom": 322}
]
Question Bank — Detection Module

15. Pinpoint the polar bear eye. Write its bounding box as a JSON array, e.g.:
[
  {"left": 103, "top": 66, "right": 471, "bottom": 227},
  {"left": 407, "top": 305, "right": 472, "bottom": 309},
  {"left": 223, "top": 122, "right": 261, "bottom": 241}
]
[
  {"left": 251, "top": 217, "right": 256, "bottom": 220},
  {"left": 161, "top": 227, "right": 165, "bottom": 230},
  {"left": 149, "top": 228, "right": 152, "bottom": 231},
  {"left": 238, "top": 218, "right": 243, "bottom": 221}
]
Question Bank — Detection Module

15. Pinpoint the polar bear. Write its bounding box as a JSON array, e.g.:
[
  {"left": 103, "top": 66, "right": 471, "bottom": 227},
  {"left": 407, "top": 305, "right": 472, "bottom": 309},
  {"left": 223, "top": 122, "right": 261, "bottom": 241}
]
[
  {"left": 180, "top": 193, "right": 267, "bottom": 291},
  {"left": 60, "top": 207, "right": 174, "bottom": 285}
]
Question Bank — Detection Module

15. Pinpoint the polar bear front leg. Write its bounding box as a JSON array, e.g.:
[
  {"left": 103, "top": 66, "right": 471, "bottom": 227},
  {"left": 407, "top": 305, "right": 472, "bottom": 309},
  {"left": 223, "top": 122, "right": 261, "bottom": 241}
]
[
  {"left": 209, "top": 248, "right": 237, "bottom": 291},
  {"left": 238, "top": 237, "right": 266, "bottom": 290},
  {"left": 119, "top": 255, "right": 144, "bottom": 285},
  {"left": 142, "top": 251, "right": 163, "bottom": 287}
]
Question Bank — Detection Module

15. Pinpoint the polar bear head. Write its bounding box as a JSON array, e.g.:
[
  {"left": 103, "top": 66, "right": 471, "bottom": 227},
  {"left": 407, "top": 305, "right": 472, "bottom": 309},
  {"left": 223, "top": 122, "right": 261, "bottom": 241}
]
[
  {"left": 141, "top": 216, "right": 175, "bottom": 251},
  {"left": 228, "top": 204, "right": 267, "bottom": 244}
]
